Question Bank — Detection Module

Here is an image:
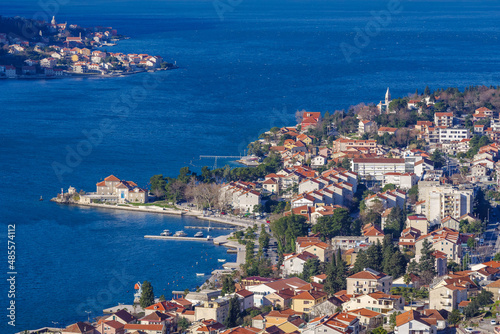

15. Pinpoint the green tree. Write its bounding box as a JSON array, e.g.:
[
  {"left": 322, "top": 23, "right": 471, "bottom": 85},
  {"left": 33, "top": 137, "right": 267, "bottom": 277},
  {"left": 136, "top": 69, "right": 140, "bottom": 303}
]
[
  {"left": 383, "top": 206, "right": 405, "bottom": 237},
  {"left": 159, "top": 294, "right": 166, "bottom": 301},
  {"left": 493, "top": 253, "right": 500, "bottom": 261},
  {"left": 418, "top": 240, "right": 436, "bottom": 284},
  {"left": 371, "top": 327, "right": 387, "bottom": 334},
  {"left": 224, "top": 296, "right": 241, "bottom": 328},
  {"left": 221, "top": 276, "right": 235, "bottom": 295},
  {"left": 424, "top": 86, "right": 431, "bottom": 96},
  {"left": 178, "top": 317, "right": 190, "bottom": 331},
  {"left": 311, "top": 208, "right": 353, "bottom": 239},
  {"left": 430, "top": 150, "right": 446, "bottom": 169},
  {"left": 139, "top": 281, "right": 155, "bottom": 308},
  {"left": 407, "top": 184, "right": 418, "bottom": 204},
  {"left": 150, "top": 174, "right": 167, "bottom": 198},
  {"left": 302, "top": 258, "right": 321, "bottom": 282},
  {"left": 447, "top": 309, "right": 461, "bottom": 326},
  {"left": 270, "top": 214, "right": 308, "bottom": 254}
]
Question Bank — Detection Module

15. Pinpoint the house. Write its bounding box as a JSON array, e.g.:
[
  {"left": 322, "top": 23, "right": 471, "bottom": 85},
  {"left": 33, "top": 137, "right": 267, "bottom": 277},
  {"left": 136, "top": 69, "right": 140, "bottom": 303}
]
[
  {"left": 311, "top": 155, "right": 328, "bottom": 168},
  {"left": 263, "top": 288, "right": 295, "bottom": 309},
  {"left": 484, "top": 279, "right": 500, "bottom": 301},
  {"left": 195, "top": 298, "right": 230, "bottom": 323},
  {"left": 362, "top": 224, "right": 385, "bottom": 244},
  {"left": 342, "top": 291, "right": 404, "bottom": 314},
  {"left": 302, "top": 312, "right": 360, "bottom": 334},
  {"left": 347, "top": 308, "right": 383, "bottom": 332},
  {"left": 332, "top": 138, "right": 377, "bottom": 154},
  {"left": 101, "top": 309, "right": 137, "bottom": 324},
  {"left": 406, "top": 215, "right": 429, "bottom": 235},
  {"left": 4, "top": 65, "right": 16, "bottom": 78},
  {"left": 194, "top": 320, "right": 226, "bottom": 334},
  {"left": 394, "top": 310, "right": 437, "bottom": 334},
  {"left": 383, "top": 172, "right": 417, "bottom": 190},
  {"left": 332, "top": 236, "right": 369, "bottom": 251},
  {"left": 235, "top": 289, "right": 254, "bottom": 311},
  {"left": 144, "top": 301, "right": 178, "bottom": 315},
  {"left": 398, "top": 227, "right": 421, "bottom": 252},
  {"left": 62, "top": 322, "right": 96, "bottom": 334},
  {"left": 123, "top": 323, "right": 165, "bottom": 334},
  {"left": 346, "top": 268, "right": 393, "bottom": 295},
  {"left": 282, "top": 251, "right": 318, "bottom": 276},
  {"left": 301, "top": 112, "right": 322, "bottom": 130},
  {"left": 428, "top": 280, "right": 467, "bottom": 312},
  {"left": 40, "top": 57, "right": 57, "bottom": 68},
  {"left": 415, "top": 227, "right": 462, "bottom": 263},
  {"left": 377, "top": 127, "right": 398, "bottom": 136},
  {"left": 300, "top": 241, "right": 333, "bottom": 262},
  {"left": 358, "top": 120, "right": 377, "bottom": 134},
  {"left": 434, "top": 112, "right": 454, "bottom": 127},
  {"left": 291, "top": 290, "right": 328, "bottom": 313},
  {"left": 246, "top": 277, "right": 308, "bottom": 307},
  {"left": 262, "top": 178, "right": 279, "bottom": 193},
  {"left": 98, "top": 320, "right": 125, "bottom": 334}
]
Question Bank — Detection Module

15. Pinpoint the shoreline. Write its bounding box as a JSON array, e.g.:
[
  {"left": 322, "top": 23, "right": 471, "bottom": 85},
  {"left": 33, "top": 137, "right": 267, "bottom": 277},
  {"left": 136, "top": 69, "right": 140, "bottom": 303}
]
[{"left": 52, "top": 200, "right": 255, "bottom": 228}]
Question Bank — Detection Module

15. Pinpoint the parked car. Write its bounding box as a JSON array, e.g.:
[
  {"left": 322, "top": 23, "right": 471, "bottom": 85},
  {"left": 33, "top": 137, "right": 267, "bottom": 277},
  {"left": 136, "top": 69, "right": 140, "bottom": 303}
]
[{"left": 491, "top": 320, "right": 497, "bottom": 325}]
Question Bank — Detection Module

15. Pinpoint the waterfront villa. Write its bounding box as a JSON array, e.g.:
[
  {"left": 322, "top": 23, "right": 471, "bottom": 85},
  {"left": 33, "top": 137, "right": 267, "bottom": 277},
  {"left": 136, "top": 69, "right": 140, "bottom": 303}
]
[{"left": 80, "top": 175, "right": 148, "bottom": 204}]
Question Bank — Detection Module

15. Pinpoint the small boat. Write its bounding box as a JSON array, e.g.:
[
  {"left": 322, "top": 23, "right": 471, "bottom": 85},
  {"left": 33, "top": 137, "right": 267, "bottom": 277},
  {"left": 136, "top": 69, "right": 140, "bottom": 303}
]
[
  {"left": 218, "top": 259, "right": 226, "bottom": 263},
  {"left": 160, "top": 229, "right": 172, "bottom": 236},
  {"left": 196, "top": 273, "right": 204, "bottom": 276},
  {"left": 174, "top": 231, "right": 187, "bottom": 237},
  {"left": 194, "top": 231, "right": 204, "bottom": 238},
  {"left": 39, "top": 196, "right": 43, "bottom": 201}
]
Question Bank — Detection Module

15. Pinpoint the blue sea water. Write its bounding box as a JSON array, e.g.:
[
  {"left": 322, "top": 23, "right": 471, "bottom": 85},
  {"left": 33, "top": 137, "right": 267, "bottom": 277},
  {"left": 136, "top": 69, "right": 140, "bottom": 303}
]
[{"left": 1, "top": 0, "right": 500, "bottom": 331}]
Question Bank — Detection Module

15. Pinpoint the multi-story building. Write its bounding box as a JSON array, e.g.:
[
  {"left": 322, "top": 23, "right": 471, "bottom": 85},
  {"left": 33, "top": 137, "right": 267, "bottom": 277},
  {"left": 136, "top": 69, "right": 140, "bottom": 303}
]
[
  {"left": 342, "top": 292, "right": 404, "bottom": 314},
  {"left": 351, "top": 158, "right": 406, "bottom": 181},
  {"left": 194, "top": 298, "right": 230, "bottom": 323},
  {"left": 346, "top": 268, "right": 393, "bottom": 295},
  {"left": 438, "top": 127, "right": 470, "bottom": 143},
  {"left": 332, "top": 138, "right": 377, "bottom": 154},
  {"left": 418, "top": 182, "right": 474, "bottom": 225},
  {"left": 428, "top": 281, "right": 467, "bottom": 312},
  {"left": 415, "top": 227, "right": 462, "bottom": 263},
  {"left": 434, "top": 112, "right": 454, "bottom": 127},
  {"left": 291, "top": 290, "right": 328, "bottom": 314}
]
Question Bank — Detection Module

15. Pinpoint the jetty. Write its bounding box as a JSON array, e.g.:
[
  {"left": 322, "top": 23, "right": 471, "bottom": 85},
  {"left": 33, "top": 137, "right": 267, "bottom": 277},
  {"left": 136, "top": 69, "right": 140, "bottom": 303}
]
[
  {"left": 185, "top": 226, "right": 237, "bottom": 230},
  {"left": 144, "top": 235, "right": 213, "bottom": 242}
]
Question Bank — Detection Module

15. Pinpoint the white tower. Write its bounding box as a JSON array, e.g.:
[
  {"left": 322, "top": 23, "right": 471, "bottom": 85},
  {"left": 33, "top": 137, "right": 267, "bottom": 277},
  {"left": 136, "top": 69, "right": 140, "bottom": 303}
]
[
  {"left": 385, "top": 87, "right": 391, "bottom": 104},
  {"left": 51, "top": 16, "right": 56, "bottom": 25}
]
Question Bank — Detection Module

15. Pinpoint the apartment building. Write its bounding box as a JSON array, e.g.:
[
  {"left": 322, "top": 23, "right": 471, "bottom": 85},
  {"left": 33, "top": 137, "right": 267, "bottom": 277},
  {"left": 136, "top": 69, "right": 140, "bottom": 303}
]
[
  {"left": 351, "top": 158, "right": 406, "bottom": 181},
  {"left": 434, "top": 112, "right": 454, "bottom": 127},
  {"left": 346, "top": 268, "right": 393, "bottom": 295}
]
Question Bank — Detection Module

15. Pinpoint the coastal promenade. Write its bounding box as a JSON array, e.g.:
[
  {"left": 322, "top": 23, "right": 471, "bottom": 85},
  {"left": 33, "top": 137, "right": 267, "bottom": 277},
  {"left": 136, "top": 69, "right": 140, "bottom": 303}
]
[{"left": 53, "top": 200, "right": 260, "bottom": 229}]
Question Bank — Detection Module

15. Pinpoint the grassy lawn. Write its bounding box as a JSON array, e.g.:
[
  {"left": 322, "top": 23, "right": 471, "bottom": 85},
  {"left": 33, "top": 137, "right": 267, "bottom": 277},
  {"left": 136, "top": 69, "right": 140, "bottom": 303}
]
[{"left": 129, "top": 201, "right": 179, "bottom": 209}]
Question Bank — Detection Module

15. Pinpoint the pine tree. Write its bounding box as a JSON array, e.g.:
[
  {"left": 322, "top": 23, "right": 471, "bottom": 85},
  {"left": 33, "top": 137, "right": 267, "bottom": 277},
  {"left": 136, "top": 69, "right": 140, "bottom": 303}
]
[
  {"left": 424, "top": 85, "right": 431, "bottom": 96},
  {"left": 139, "top": 281, "right": 155, "bottom": 308},
  {"left": 366, "top": 241, "right": 383, "bottom": 272},
  {"left": 224, "top": 296, "right": 240, "bottom": 328},
  {"left": 352, "top": 249, "right": 368, "bottom": 273},
  {"left": 323, "top": 255, "right": 337, "bottom": 294},
  {"left": 334, "top": 248, "right": 347, "bottom": 291}
]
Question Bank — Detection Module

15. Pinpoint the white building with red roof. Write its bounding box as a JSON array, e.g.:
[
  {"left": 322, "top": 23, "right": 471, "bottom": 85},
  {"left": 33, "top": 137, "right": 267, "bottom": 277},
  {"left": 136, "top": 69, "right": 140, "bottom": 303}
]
[{"left": 346, "top": 268, "right": 393, "bottom": 295}]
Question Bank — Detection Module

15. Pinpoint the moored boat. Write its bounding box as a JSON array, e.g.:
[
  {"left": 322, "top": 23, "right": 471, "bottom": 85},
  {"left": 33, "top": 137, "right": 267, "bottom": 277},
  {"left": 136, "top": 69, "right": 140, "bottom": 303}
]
[
  {"left": 174, "top": 230, "right": 187, "bottom": 237},
  {"left": 194, "top": 231, "right": 204, "bottom": 238},
  {"left": 160, "top": 229, "right": 172, "bottom": 236},
  {"left": 218, "top": 259, "right": 226, "bottom": 262}
]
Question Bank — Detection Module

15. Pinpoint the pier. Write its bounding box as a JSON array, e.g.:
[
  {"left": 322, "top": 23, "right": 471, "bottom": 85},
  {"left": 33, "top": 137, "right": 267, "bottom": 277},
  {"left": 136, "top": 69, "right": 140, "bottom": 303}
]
[
  {"left": 144, "top": 235, "right": 213, "bottom": 241},
  {"left": 184, "top": 226, "right": 237, "bottom": 230}
]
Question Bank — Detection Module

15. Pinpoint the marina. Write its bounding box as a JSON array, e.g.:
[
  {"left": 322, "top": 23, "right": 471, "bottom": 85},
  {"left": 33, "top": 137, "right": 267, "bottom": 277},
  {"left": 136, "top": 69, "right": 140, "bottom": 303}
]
[
  {"left": 185, "top": 226, "right": 238, "bottom": 230},
  {"left": 144, "top": 235, "right": 213, "bottom": 241}
]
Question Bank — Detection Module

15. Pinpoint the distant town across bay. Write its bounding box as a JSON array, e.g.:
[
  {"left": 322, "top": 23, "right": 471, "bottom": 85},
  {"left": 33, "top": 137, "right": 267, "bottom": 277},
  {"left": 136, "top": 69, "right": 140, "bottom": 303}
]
[{"left": 0, "top": 15, "right": 177, "bottom": 79}]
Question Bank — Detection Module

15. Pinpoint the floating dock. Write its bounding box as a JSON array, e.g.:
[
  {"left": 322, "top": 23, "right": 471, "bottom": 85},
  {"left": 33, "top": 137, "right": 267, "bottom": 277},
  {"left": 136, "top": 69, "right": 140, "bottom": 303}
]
[
  {"left": 144, "top": 235, "right": 213, "bottom": 241},
  {"left": 185, "top": 226, "right": 236, "bottom": 230}
]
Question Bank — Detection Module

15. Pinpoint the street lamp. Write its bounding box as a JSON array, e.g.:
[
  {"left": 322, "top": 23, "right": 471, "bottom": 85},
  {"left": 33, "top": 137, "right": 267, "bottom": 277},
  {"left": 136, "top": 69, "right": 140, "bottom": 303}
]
[{"left": 85, "top": 310, "right": 91, "bottom": 323}]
